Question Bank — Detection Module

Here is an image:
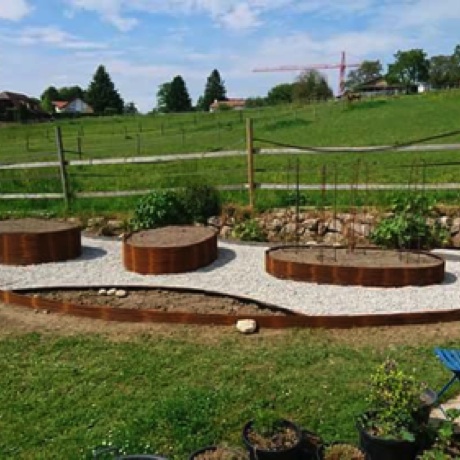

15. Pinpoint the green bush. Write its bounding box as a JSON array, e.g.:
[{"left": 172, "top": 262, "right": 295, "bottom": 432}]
[
  {"left": 180, "top": 184, "right": 221, "bottom": 224},
  {"left": 370, "top": 194, "right": 447, "bottom": 249},
  {"left": 130, "top": 190, "right": 191, "bottom": 230},
  {"left": 231, "top": 219, "right": 267, "bottom": 242}
]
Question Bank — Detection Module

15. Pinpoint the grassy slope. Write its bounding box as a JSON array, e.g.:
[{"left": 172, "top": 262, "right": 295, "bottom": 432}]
[
  {"left": 0, "top": 326, "right": 455, "bottom": 459},
  {"left": 1, "top": 90, "right": 460, "bottom": 214}
]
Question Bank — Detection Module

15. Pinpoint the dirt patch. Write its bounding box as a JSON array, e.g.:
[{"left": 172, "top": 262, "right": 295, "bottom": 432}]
[
  {"left": 26, "top": 288, "right": 288, "bottom": 316},
  {"left": 3, "top": 301, "right": 460, "bottom": 348},
  {"left": 269, "top": 247, "right": 441, "bottom": 268},
  {"left": 0, "top": 218, "right": 78, "bottom": 233},
  {"left": 126, "top": 226, "right": 216, "bottom": 247}
]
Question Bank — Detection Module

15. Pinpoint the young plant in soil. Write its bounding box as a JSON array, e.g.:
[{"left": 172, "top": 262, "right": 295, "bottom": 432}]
[
  {"left": 246, "top": 410, "right": 299, "bottom": 451},
  {"left": 323, "top": 443, "right": 365, "bottom": 460},
  {"left": 192, "top": 446, "right": 248, "bottom": 460}
]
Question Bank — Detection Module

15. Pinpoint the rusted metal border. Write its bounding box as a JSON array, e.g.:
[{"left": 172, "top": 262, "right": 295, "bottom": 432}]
[
  {"left": 123, "top": 227, "right": 218, "bottom": 274},
  {"left": 0, "top": 224, "right": 81, "bottom": 265},
  {"left": 265, "top": 246, "right": 446, "bottom": 287},
  {"left": 2, "top": 285, "right": 460, "bottom": 329}
]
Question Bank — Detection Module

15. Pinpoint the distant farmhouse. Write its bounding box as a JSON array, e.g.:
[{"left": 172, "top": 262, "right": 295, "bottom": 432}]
[
  {"left": 353, "top": 77, "right": 430, "bottom": 97},
  {"left": 52, "top": 98, "right": 94, "bottom": 115},
  {"left": 209, "top": 98, "right": 246, "bottom": 112},
  {"left": 0, "top": 91, "right": 50, "bottom": 122}
]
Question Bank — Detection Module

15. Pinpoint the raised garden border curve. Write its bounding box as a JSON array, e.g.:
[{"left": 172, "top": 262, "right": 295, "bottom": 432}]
[
  {"left": 265, "top": 245, "right": 445, "bottom": 287},
  {"left": 4, "top": 285, "right": 460, "bottom": 329}
]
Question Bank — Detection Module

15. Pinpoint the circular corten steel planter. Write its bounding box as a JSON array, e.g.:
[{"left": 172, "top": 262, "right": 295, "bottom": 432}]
[
  {"left": 265, "top": 245, "right": 445, "bottom": 287},
  {"left": 0, "top": 218, "right": 81, "bottom": 266},
  {"left": 123, "top": 225, "right": 218, "bottom": 274}
]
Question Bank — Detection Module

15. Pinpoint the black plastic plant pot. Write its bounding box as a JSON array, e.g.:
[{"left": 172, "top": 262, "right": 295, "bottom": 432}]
[
  {"left": 319, "top": 442, "right": 365, "bottom": 460},
  {"left": 242, "top": 420, "right": 303, "bottom": 460},
  {"left": 188, "top": 446, "right": 217, "bottom": 460},
  {"left": 357, "top": 422, "right": 419, "bottom": 460}
]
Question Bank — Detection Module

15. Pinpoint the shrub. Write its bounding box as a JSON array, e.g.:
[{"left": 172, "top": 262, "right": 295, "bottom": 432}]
[
  {"left": 370, "top": 193, "right": 448, "bottom": 249},
  {"left": 130, "top": 190, "right": 190, "bottom": 230},
  {"left": 181, "top": 184, "right": 221, "bottom": 224},
  {"left": 231, "top": 219, "right": 267, "bottom": 242}
]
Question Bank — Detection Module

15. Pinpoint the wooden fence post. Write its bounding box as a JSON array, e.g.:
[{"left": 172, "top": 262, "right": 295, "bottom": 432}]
[
  {"left": 246, "top": 118, "right": 255, "bottom": 208},
  {"left": 55, "top": 126, "right": 70, "bottom": 209}
]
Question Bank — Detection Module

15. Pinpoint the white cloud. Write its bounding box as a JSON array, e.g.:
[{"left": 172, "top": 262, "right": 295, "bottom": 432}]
[
  {"left": 17, "top": 27, "right": 108, "bottom": 50},
  {"left": 218, "top": 3, "right": 261, "bottom": 30},
  {"left": 0, "top": 0, "right": 32, "bottom": 21}
]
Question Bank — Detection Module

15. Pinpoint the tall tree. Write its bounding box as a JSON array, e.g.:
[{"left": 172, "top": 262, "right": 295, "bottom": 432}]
[
  {"left": 40, "top": 86, "right": 60, "bottom": 111},
  {"left": 167, "top": 76, "right": 192, "bottom": 112},
  {"left": 266, "top": 83, "right": 294, "bottom": 105},
  {"left": 387, "top": 49, "right": 430, "bottom": 90},
  {"left": 345, "top": 60, "right": 383, "bottom": 89},
  {"left": 293, "top": 70, "right": 333, "bottom": 102},
  {"left": 156, "top": 82, "right": 172, "bottom": 113},
  {"left": 59, "top": 86, "right": 84, "bottom": 101},
  {"left": 124, "top": 102, "right": 138, "bottom": 115},
  {"left": 199, "top": 69, "right": 227, "bottom": 111},
  {"left": 86, "top": 65, "right": 124, "bottom": 115}
]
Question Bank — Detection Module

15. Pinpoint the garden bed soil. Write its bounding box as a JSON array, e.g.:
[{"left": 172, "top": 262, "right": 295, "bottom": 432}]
[
  {"left": 0, "top": 218, "right": 78, "bottom": 233},
  {"left": 126, "top": 226, "right": 216, "bottom": 247},
  {"left": 29, "top": 288, "right": 288, "bottom": 316},
  {"left": 246, "top": 425, "right": 300, "bottom": 451},
  {"left": 269, "top": 247, "right": 440, "bottom": 268}
]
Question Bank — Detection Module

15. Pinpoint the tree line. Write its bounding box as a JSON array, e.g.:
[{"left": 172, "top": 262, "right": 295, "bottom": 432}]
[{"left": 37, "top": 44, "right": 460, "bottom": 116}]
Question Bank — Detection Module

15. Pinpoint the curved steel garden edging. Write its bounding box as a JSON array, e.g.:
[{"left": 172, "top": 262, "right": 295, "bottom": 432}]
[
  {"left": 123, "top": 227, "right": 218, "bottom": 274},
  {"left": 0, "top": 222, "right": 81, "bottom": 265},
  {"left": 265, "top": 246, "right": 446, "bottom": 287},
  {"left": 2, "top": 285, "right": 460, "bottom": 329}
]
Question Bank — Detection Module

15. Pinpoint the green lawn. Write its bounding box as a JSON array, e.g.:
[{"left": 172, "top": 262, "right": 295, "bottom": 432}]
[
  {"left": 0, "top": 321, "right": 458, "bottom": 459},
  {"left": 2, "top": 90, "right": 460, "bottom": 216}
]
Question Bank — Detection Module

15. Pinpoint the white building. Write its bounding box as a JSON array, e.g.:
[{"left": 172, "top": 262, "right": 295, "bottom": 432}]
[{"left": 52, "top": 98, "right": 94, "bottom": 114}]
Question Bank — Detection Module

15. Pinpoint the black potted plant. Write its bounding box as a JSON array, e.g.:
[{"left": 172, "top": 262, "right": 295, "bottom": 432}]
[
  {"left": 242, "top": 407, "right": 303, "bottom": 460},
  {"left": 356, "top": 359, "right": 432, "bottom": 460}
]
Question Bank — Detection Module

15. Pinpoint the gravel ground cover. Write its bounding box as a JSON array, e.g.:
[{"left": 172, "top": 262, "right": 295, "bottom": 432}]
[{"left": 0, "top": 236, "right": 459, "bottom": 315}]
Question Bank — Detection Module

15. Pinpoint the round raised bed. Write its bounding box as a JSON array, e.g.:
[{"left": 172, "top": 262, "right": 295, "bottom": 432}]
[
  {"left": 265, "top": 245, "right": 445, "bottom": 287},
  {"left": 123, "top": 226, "right": 218, "bottom": 274},
  {"left": 0, "top": 218, "right": 81, "bottom": 265}
]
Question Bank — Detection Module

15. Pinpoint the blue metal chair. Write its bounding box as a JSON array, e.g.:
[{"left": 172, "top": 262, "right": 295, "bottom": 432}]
[{"left": 434, "top": 348, "right": 460, "bottom": 400}]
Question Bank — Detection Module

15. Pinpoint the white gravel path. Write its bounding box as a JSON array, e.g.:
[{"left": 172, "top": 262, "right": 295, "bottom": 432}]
[{"left": 1, "top": 236, "right": 459, "bottom": 316}]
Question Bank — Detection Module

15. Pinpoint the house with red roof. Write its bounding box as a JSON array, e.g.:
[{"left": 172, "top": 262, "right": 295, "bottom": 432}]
[{"left": 52, "top": 98, "right": 94, "bottom": 114}]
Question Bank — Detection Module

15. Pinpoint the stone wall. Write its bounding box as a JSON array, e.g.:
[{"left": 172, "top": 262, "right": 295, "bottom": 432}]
[{"left": 217, "top": 208, "right": 460, "bottom": 248}]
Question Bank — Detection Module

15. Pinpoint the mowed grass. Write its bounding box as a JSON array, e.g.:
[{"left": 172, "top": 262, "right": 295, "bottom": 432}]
[
  {"left": 0, "top": 320, "right": 458, "bottom": 460},
  {"left": 2, "top": 90, "right": 460, "bottom": 215}
]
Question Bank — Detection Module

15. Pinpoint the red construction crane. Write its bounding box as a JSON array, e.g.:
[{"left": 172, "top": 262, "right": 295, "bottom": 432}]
[{"left": 253, "top": 51, "right": 361, "bottom": 95}]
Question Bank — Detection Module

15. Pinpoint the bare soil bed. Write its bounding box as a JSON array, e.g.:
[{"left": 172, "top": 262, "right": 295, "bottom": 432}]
[
  {"left": 0, "top": 218, "right": 78, "bottom": 233},
  {"left": 269, "top": 247, "right": 441, "bottom": 268},
  {"left": 126, "top": 226, "right": 217, "bottom": 247},
  {"left": 27, "top": 288, "right": 288, "bottom": 316}
]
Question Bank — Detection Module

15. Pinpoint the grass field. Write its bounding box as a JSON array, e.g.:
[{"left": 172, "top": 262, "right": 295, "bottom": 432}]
[
  {"left": 1, "top": 305, "right": 459, "bottom": 459},
  {"left": 2, "top": 90, "right": 460, "bottom": 216}
]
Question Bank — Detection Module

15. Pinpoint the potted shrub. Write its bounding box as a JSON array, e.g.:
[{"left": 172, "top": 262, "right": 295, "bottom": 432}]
[
  {"left": 322, "top": 443, "right": 365, "bottom": 460},
  {"left": 242, "top": 409, "right": 303, "bottom": 460},
  {"left": 357, "top": 359, "right": 432, "bottom": 460},
  {"left": 189, "top": 445, "right": 248, "bottom": 460}
]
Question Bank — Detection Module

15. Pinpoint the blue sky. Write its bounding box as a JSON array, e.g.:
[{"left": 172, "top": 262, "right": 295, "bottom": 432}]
[{"left": 1, "top": 0, "right": 460, "bottom": 112}]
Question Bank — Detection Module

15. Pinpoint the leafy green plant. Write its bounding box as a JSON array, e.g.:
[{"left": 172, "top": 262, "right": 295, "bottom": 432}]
[
  {"left": 130, "top": 189, "right": 190, "bottom": 230},
  {"left": 180, "top": 184, "right": 221, "bottom": 224},
  {"left": 370, "top": 193, "right": 448, "bottom": 249},
  {"left": 231, "top": 219, "right": 267, "bottom": 242},
  {"left": 419, "top": 409, "right": 460, "bottom": 459},
  {"left": 360, "top": 359, "right": 428, "bottom": 441}
]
